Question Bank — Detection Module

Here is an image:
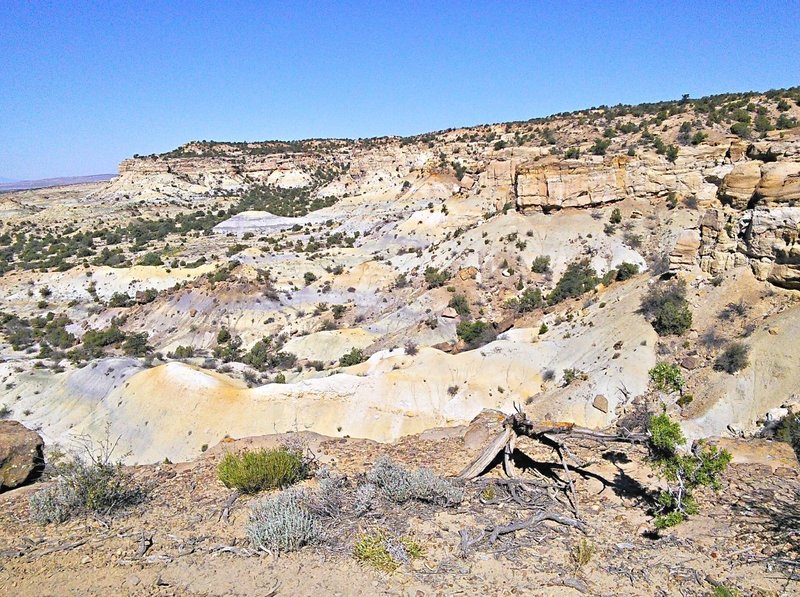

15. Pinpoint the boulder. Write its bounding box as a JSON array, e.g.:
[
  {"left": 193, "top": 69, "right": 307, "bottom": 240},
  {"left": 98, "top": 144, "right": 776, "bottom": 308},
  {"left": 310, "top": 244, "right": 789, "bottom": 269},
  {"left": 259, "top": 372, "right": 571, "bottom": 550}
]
[
  {"left": 681, "top": 356, "right": 701, "bottom": 370},
  {"left": 718, "top": 161, "right": 762, "bottom": 209},
  {"left": 458, "top": 266, "right": 478, "bottom": 280},
  {"left": 592, "top": 394, "right": 609, "bottom": 413},
  {"left": 441, "top": 307, "right": 459, "bottom": 319},
  {"left": 0, "top": 421, "right": 44, "bottom": 492},
  {"left": 754, "top": 161, "right": 800, "bottom": 207}
]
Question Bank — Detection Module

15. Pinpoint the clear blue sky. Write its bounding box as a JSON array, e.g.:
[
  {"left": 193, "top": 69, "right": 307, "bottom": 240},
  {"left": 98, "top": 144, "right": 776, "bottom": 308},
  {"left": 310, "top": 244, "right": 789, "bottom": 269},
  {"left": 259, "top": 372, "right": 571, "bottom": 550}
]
[{"left": 1, "top": 1, "right": 798, "bottom": 180}]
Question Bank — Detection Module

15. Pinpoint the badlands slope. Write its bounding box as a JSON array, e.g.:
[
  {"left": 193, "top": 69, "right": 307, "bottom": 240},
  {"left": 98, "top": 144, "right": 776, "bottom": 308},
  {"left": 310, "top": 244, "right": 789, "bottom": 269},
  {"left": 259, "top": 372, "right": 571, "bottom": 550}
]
[{"left": 1, "top": 89, "right": 800, "bottom": 463}]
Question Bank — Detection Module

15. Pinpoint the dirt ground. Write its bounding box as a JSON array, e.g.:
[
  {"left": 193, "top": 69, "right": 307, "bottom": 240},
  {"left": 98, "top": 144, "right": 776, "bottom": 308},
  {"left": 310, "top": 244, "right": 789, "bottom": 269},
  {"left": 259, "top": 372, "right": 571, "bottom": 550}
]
[{"left": 0, "top": 420, "right": 798, "bottom": 597}]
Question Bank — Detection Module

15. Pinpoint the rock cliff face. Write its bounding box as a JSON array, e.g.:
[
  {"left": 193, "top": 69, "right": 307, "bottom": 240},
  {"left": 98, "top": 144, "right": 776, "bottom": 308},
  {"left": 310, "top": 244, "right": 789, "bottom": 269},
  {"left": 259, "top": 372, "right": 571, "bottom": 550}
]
[
  {"left": 697, "top": 146, "right": 800, "bottom": 288},
  {"left": 515, "top": 158, "right": 627, "bottom": 212},
  {"left": 742, "top": 207, "right": 800, "bottom": 289}
]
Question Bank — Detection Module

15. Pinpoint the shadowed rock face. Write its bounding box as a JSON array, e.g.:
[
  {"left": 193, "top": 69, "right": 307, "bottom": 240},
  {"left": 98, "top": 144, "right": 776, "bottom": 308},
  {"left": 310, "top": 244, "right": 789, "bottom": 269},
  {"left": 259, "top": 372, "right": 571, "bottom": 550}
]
[{"left": 0, "top": 421, "right": 43, "bottom": 492}]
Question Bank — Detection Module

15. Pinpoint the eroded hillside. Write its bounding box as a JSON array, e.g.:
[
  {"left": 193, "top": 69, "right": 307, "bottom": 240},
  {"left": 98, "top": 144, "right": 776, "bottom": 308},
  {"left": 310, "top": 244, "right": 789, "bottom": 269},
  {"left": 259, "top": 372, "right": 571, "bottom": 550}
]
[{"left": 1, "top": 88, "right": 800, "bottom": 464}]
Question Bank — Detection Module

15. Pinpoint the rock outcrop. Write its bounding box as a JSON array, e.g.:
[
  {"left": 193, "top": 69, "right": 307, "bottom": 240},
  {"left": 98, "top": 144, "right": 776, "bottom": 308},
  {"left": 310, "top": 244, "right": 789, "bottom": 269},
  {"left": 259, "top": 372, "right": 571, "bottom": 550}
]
[
  {"left": 742, "top": 207, "right": 800, "bottom": 289},
  {"left": 718, "top": 161, "right": 762, "bottom": 209},
  {"left": 718, "top": 160, "right": 800, "bottom": 209},
  {"left": 669, "top": 229, "right": 702, "bottom": 272},
  {"left": 0, "top": 421, "right": 44, "bottom": 492},
  {"left": 515, "top": 158, "right": 626, "bottom": 212},
  {"left": 698, "top": 208, "right": 743, "bottom": 274},
  {"left": 700, "top": 155, "right": 800, "bottom": 285}
]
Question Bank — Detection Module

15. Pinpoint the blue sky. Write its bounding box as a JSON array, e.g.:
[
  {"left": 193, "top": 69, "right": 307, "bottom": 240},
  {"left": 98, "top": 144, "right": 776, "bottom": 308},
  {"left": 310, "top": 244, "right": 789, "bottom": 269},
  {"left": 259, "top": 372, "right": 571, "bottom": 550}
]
[{"left": 1, "top": 1, "right": 798, "bottom": 179}]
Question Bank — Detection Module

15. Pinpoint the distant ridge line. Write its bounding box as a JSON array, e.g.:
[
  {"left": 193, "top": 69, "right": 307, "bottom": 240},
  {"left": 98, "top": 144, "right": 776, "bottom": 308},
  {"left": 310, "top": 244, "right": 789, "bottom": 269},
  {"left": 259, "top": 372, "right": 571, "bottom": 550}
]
[{"left": 0, "top": 174, "right": 116, "bottom": 193}]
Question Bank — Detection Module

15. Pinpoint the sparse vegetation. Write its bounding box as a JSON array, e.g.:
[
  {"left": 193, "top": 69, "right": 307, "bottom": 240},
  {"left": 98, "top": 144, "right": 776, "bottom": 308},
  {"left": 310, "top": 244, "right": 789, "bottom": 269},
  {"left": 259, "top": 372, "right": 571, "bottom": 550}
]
[
  {"left": 354, "top": 531, "right": 423, "bottom": 572},
  {"left": 29, "top": 435, "right": 144, "bottom": 524},
  {"left": 548, "top": 260, "right": 598, "bottom": 304},
  {"left": 448, "top": 293, "right": 471, "bottom": 317},
  {"left": 640, "top": 280, "right": 692, "bottom": 336},
  {"left": 366, "top": 456, "right": 463, "bottom": 506},
  {"left": 647, "top": 412, "right": 731, "bottom": 528},
  {"left": 217, "top": 447, "right": 308, "bottom": 493},
  {"left": 713, "top": 342, "right": 750, "bottom": 373},
  {"left": 424, "top": 267, "right": 449, "bottom": 289}
]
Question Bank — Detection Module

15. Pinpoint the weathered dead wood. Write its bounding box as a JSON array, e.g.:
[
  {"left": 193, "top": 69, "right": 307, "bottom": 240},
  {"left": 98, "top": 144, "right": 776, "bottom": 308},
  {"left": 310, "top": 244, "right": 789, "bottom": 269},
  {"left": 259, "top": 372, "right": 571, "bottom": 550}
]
[
  {"left": 219, "top": 489, "right": 241, "bottom": 524},
  {"left": 460, "top": 509, "right": 588, "bottom": 553},
  {"left": 22, "top": 539, "right": 87, "bottom": 562},
  {"left": 458, "top": 426, "right": 514, "bottom": 479},
  {"left": 459, "top": 408, "right": 648, "bottom": 481},
  {"left": 487, "top": 510, "right": 587, "bottom": 543},
  {"left": 136, "top": 531, "right": 154, "bottom": 557}
]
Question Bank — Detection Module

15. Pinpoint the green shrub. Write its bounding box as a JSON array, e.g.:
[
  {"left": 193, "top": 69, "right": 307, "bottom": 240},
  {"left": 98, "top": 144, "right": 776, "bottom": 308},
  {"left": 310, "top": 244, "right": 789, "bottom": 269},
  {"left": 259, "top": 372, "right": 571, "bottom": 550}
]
[
  {"left": 217, "top": 448, "right": 308, "bottom": 494},
  {"left": 516, "top": 287, "right": 543, "bottom": 313},
  {"left": 730, "top": 122, "right": 750, "bottom": 138},
  {"left": 776, "top": 113, "right": 798, "bottom": 129},
  {"left": 303, "top": 271, "right": 317, "bottom": 285},
  {"left": 171, "top": 345, "right": 195, "bottom": 358},
  {"left": 137, "top": 252, "right": 163, "bottom": 266},
  {"left": 640, "top": 280, "right": 692, "bottom": 336},
  {"left": 609, "top": 208, "right": 622, "bottom": 225},
  {"left": 714, "top": 342, "right": 749, "bottom": 373},
  {"left": 647, "top": 413, "right": 731, "bottom": 528},
  {"left": 754, "top": 114, "right": 773, "bottom": 133},
  {"left": 571, "top": 538, "right": 595, "bottom": 568},
  {"left": 424, "top": 267, "right": 449, "bottom": 288},
  {"left": 649, "top": 362, "right": 684, "bottom": 393},
  {"left": 108, "top": 292, "right": 133, "bottom": 308},
  {"left": 456, "top": 320, "right": 496, "bottom": 348},
  {"left": 339, "top": 347, "right": 365, "bottom": 367},
  {"left": 590, "top": 138, "right": 611, "bottom": 155},
  {"left": 665, "top": 145, "right": 679, "bottom": 162},
  {"left": 615, "top": 262, "right": 640, "bottom": 281},
  {"left": 531, "top": 255, "right": 551, "bottom": 274},
  {"left": 548, "top": 259, "right": 598, "bottom": 304},
  {"left": 122, "top": 332, "right": 151, "bottom": 357},
  {"left": 774, "top": 413, "right": 800, "bottom": 459},
  {"left": 448, "top": 294, "right": 471, "bottom": 317},
  {"left": 562, "top": 368, "right": 584, "bottom": 386}
]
